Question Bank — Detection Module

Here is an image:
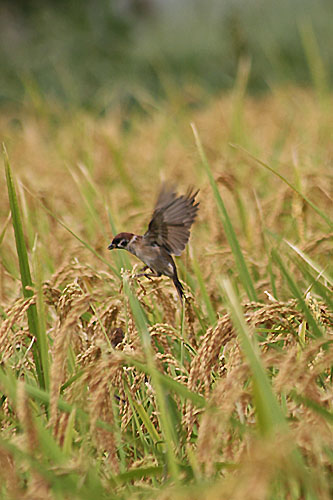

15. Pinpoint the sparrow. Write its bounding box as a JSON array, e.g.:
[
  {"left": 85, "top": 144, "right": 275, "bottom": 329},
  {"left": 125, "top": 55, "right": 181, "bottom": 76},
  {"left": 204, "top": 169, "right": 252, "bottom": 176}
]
[{"left": 108, "top": 185, "right": 199, "bottom": 301}]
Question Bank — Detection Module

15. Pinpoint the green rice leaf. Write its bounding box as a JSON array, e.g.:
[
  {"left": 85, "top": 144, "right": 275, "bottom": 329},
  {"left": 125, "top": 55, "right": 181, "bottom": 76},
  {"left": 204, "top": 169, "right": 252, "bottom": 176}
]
[
  {"left": 221, "top": 277, "right": 286, "bottom": 435},
  {"left": 122, "top": 276, "right": 180, "bottom": 480},
  {"left": 272, "top": 249, "right": 324, "bottom": 338},
  {"left": 284, "top": 239, "right": 333, "bottom": 288},
  {"left": 3, "top": 144, "right": 45, "bottom": 388},
  {"left": 192, "top": 124, "right": 257, "bottom": 302}
]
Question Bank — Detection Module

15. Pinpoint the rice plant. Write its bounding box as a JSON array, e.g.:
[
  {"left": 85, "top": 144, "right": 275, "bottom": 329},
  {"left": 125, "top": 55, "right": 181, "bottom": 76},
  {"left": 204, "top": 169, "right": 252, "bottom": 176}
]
[{"left": 0, "top": 86, "right": 332, "bottom": 499}]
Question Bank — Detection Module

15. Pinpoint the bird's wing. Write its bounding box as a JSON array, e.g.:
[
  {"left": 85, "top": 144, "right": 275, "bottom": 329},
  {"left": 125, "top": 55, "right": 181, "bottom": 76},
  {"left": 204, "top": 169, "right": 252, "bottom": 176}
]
[{"left": 144, "top": 185, "right": 199, "bottom": 256}]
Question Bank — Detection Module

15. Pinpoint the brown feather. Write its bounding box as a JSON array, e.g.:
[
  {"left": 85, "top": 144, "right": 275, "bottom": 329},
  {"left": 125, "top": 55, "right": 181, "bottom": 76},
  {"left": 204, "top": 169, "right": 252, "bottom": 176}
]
[{"left": 144, "top": 185, "right": 199, "bottom": 255}]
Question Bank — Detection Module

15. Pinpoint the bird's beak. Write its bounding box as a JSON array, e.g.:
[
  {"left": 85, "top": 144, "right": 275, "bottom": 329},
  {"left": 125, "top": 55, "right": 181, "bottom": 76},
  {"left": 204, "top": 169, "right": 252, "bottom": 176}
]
[{"left": 108, "top": 243, "right": 115, "bottom": 250}]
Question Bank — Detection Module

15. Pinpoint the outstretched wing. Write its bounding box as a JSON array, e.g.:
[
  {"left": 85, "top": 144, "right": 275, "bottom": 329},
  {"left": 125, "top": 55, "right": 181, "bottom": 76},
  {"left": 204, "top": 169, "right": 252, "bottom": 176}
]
[{"left": 144, "top": 185, "right": 199, "bottom": 256}]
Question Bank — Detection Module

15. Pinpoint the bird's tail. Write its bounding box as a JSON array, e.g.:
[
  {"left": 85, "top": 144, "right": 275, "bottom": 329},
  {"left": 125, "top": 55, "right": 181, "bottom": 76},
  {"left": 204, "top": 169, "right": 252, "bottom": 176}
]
[{"left": 173, "top": 275, "right": 185, "bottom": 303}]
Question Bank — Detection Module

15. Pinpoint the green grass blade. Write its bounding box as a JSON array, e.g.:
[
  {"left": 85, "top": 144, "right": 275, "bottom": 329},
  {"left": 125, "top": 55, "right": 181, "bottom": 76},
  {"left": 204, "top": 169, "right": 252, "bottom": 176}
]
[
  {"left": 125, "top": 386, "right": 161, "bottom": 445},
  {"left": 0, "top": 368, "right": 113, "bottom": 433},
  {"left": 272, "top": 249, "right": 324, "bottom": 338},
  {"left": 123, "top": 276, "right": 179, "bottom": 480},
  {"left": 0, "top": 212, "right": 11, "bottom": 246},
  {"left": 306, "top": 277, "right": 333, "bottom": 312},
  {"left": 0, "top": 437, "right": 68, "bottom": 488},
  {"left": 221, "top": 277, "right": 286, "bottom": 434},
  {"left": 191, "top": 124, "right": 257, "bottom": 302},
  {"left": 110, "top": 465, "right": 164, "bottom": 485},
  {"left": 231, "top": 144, "right": 333, "bottom": 229},
  {"left": 32, "top": 236, "right": 50, "bottom": 391},
  {"left": 290, "top": 390, "right": 333, "bottom": 424},
  {"left": 62, "top": 408, "right": 76, "bottom": 455},
  {"left": 33, "top": 412, "right": 68, "bottom": 464},
  {"left": 0, "top": 435, "right": 105, "bottom": 499},
  {"left": 221, "top": 287, "right": 318, "bottom": 496},
  {"left": 3, "top": 144, "right": 45, "bottom": 388},
  {"left": 121, "top": 354, "right": 206, "bottom": 409},
  {"left": 284, "top": 239, "right": 333, "bottom": 288},
  {"left": 111, "top": 393, "right": 127, "bottom": 474}
]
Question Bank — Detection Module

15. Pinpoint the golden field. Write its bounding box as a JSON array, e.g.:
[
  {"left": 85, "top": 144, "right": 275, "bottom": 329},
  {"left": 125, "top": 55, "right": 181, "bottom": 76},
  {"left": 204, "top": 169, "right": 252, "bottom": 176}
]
[{"left": 0, "top": 86, "right": 332, "bottom": 499}]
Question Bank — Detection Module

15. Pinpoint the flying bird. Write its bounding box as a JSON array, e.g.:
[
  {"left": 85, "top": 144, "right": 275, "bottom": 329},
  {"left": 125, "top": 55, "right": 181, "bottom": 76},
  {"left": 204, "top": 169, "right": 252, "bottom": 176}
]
[{"left": 108, "top": 185, "right": 199, "bottom": 300}]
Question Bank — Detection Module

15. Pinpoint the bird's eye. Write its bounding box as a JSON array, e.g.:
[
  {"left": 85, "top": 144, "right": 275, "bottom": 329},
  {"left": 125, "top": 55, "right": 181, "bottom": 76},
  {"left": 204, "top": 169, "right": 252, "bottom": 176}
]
[{"left": 119, "top": 239, "right": 127, "bottom": 247}]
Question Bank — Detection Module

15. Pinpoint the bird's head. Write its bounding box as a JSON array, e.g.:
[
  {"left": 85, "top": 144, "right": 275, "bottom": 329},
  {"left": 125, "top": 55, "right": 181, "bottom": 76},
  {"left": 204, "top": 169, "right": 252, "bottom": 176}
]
[{"left": 108, "top": 232, "right": 134, "bottom": 250}]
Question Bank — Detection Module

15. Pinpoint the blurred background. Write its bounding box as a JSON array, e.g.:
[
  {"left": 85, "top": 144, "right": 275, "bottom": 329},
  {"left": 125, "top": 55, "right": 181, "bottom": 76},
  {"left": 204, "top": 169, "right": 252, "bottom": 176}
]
[{"left": 0, "top": 0, "right": 332, "bottom": 112}]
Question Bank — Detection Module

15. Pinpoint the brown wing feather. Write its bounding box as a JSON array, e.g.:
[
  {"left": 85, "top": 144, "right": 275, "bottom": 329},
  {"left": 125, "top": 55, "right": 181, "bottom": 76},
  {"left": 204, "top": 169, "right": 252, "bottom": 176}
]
[{"left": 144, "top": 185, "right": 199, "bottom": 255}]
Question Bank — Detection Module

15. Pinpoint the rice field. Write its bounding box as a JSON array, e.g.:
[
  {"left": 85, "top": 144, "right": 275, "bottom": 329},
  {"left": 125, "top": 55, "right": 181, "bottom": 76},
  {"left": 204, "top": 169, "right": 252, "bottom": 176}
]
[{"left": 0, "top": 85, "right": 332, "bottom": 499}]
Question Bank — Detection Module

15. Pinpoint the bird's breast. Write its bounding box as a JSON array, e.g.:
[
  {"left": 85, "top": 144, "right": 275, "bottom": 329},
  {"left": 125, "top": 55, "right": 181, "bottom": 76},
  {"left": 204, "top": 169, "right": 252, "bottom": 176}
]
[
  {"left": 130, "top": 241, "right": 159, "bottom": 266},
  {"left": 128, "top": 239, "right": 174, "bottom": 277}
]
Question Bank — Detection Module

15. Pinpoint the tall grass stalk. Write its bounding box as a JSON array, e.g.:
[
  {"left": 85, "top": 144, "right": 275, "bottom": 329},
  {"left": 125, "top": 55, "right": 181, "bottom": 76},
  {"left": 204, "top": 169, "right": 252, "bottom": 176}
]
[
  {"left": 3, "top": 145, "right": 46, "bottom": 388},
  {"left": 272, "top": 250, "right": 324, "bottom": 338},
  {"left": 221, "top": 277, "right": 286, "bottom": 434},
  {"left": 191, "top": 123, "right": 257, "bottom": 302},
  {"left": 221, "top": 277, "right": 318, "bottom": 498},
  {"left": 122, "top": 276, "right": 180, "bottom": 481},
  {"left": 32, "top": 236, "right": 50, "bottom": 391},
  {"left": 284, "top": 239, "right": 333, "bottom": 288}
]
